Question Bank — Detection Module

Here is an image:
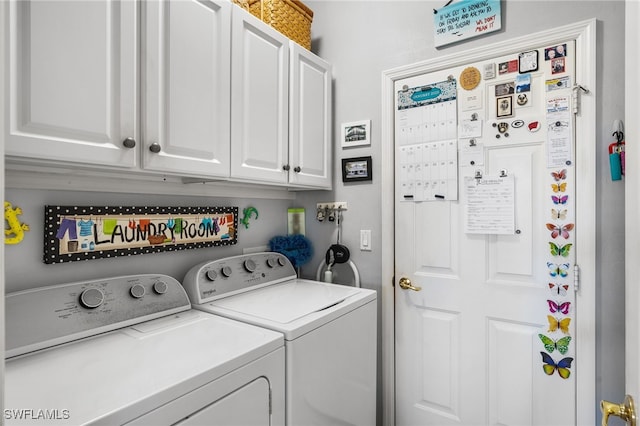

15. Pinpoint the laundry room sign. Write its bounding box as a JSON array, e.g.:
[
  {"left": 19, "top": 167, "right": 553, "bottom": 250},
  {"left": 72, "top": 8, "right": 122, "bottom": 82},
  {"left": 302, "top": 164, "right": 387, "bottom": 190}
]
[{"left": 44, "top": 205, "right": 238, "bottom": 264}]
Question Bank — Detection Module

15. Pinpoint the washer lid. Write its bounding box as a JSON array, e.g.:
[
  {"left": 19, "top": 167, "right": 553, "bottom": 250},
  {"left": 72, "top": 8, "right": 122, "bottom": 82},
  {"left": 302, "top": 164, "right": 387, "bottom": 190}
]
[
  {"left": 5, "top": 310, "right": 283, "bottom": 425},
  {"left": 210, "top": 280, "right": 361, "bottom": 324}
]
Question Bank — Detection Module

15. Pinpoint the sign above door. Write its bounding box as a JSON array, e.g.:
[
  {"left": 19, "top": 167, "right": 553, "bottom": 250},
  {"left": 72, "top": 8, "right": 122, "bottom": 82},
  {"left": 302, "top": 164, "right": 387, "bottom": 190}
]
[{"left": 433, "top": 0, "right": 502, "bottom": 48}]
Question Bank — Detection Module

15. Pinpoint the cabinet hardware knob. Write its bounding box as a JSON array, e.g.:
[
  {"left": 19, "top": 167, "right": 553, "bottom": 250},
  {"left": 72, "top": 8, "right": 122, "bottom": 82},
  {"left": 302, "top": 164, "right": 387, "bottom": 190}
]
[
  {"left": 122, "top": 138, "right": 136, "bottom": 149},
  {"left": 282, "top": 164, "right": 291, "bottom": 171},
  {"left": 149, "top": 143, "right": 162, "bottom": 153},
  {"left": 294, "top": 166, "right": 301, "bottom": 173}
]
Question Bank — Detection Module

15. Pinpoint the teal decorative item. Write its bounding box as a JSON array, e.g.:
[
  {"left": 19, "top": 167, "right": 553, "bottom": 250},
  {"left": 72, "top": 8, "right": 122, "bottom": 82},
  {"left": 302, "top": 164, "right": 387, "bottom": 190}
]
[{"left": 241, "top": 206, "right": 259, "bottom": 229}]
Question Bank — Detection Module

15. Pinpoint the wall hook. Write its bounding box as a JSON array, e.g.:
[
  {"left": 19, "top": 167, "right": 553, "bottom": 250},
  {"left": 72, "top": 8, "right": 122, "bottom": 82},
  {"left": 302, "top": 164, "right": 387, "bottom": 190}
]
[{"left": 612, "top": 119, "right": 624, "bottom": 143}]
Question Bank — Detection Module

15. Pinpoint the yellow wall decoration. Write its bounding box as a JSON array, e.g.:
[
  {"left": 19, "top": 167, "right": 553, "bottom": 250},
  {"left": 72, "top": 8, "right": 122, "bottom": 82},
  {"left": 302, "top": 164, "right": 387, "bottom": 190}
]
[{"left": 5, "top": 201, "right": 30, "bottom": 245}]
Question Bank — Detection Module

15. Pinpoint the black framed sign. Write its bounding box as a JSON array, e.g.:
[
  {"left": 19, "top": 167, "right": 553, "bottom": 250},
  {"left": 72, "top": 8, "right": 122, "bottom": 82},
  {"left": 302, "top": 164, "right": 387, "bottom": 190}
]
[
  {"left": 44, "top": 205, "right": 238, "bottom": 264},
  {"left": 342, "top": 156, "right": 373, "bottom": 182}
]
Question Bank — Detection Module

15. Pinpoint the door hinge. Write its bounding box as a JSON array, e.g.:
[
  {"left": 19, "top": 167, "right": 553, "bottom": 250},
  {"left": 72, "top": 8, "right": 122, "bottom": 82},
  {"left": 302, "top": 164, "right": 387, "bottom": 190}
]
[
  {"left": 392, "top": 275, "right": 395, "bottom": 287},
  {"left": 572, "top": 84, "right": 589, "bottom": 115},
  {"left": 573, "top": 264, "right": 580, "bottom": 292}
]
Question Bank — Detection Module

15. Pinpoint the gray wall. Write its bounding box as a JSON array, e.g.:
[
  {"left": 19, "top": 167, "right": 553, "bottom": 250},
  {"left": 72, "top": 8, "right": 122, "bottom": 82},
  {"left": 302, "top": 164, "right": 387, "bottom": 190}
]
[{"left": 298, "top": 0, "right": 626, "bottom": 422}]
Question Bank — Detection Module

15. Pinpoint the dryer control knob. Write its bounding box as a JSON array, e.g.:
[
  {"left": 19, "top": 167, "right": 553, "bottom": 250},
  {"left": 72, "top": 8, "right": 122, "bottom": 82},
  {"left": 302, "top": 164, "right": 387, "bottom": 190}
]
[
  {"left": 153, "top": 281, "right": 168, "bottom": 294},
  {"left": 79, "top": 288, "right": 105, "bottom": 309},
  {"left": 206, "top": 270, "right": 218, "bottom": 281},
  {"left": 130, "top": 284, "right": 146, "bottom": 299},
  {"left": 221, "top": 266, "right": 233, "bottom": 277},
  {"left": 244, "top": 259, "right": 257, "bottom": 273},
  {"left": 277, "top": 257, "right": 286, "bottom": 267},
  {"left": 267, "top": 258, "right": 276, "bottom": 268}
]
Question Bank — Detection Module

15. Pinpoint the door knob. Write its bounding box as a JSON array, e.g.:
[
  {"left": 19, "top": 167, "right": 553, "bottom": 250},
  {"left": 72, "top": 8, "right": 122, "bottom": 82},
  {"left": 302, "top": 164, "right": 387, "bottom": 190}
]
[
  {"left": 398, "top": 277, "right": 421, "bottom": 292},
  {"left": 601, "top": 395, "right": 636, "bottom": 426}
]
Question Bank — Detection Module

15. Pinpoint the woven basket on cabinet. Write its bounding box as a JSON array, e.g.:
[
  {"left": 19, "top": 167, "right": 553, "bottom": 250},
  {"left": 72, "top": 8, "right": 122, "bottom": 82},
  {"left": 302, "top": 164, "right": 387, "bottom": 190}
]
[{"left": 234, "top": 0, "right": 313, "bottom": 50}]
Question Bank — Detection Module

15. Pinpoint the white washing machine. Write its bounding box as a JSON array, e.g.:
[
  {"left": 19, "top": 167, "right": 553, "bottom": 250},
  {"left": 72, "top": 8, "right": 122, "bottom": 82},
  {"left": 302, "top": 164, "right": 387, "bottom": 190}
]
[
  {"left": 5, "top": 274, "right": 285, "bottom": 425},
  {"left": 182, "top": 252, "right": 377, "bottom": 426}
]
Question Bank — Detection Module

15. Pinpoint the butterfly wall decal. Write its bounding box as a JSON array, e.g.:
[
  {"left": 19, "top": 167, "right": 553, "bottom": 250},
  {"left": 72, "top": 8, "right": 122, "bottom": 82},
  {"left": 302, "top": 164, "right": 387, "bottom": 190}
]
[
  {"left": 538, "top": 334, "right": 572, "bottom": 355},
  {"left": 551, "top": 182, "right": 567, "bottom": 193},
  {"left": 552, "top": 195, "right": 569, "bottom": 205},
  {"left": 547, "top": 299, "right": 571, "bottom": 315},
  {"left": 547, "top": 315, "right": 571, "bottom": 334},
  {"left": 551, "top": 169, "right": 567, "bottom": 181},
  {"left": 549, "top": 242, "right": 572, "bottom": 257},
  {"left": 540, "top": 352, "right": 574, "bottom": 379},
  {"left": 546, "top": 223, "right": 574, "bottom": 239},
  {"left": 551, "top": 208, "right": 568, "bottom": 220},
  {"left": 547, "top": 262, "right": 570, "bottom": 277},
  {"left": 548, "top": 283, "right": 570, "bottom": 296}
]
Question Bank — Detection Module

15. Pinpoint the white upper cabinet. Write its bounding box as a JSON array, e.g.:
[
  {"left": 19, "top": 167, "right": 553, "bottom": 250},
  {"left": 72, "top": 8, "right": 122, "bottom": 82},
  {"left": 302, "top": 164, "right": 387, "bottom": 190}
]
[
  {"left": 230, "top": 8, "right": 332, "bottom": 189},
  {"left": 142, "top": 0, "right": 231, "bottom": 177},
  {"left": 230, "top": 7, "right": 290, "bottom": 184},
  {"left": 288, "top": 42, "right": 332, "bottom": 189},
  {"left": 5, "top": 0, "right": 331, "bottom": 189},
  {"left": 6, "top": 0, "right": 138, "bottom": 168}
]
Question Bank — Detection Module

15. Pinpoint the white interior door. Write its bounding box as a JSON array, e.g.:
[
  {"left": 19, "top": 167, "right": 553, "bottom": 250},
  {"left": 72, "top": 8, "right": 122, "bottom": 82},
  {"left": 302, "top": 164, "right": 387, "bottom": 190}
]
[{"left": 395, "top": 41, "right": 583, "bottom": 425}]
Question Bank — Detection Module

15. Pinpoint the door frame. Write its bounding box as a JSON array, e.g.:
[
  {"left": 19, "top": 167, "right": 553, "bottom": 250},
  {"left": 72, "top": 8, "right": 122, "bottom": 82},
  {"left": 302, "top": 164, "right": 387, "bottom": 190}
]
[
  {"left": 625, "top": 0, "right": 640, "bottom": 402},
  {"left": 381, "top": 19, "right": 597, "bottom": 425}
]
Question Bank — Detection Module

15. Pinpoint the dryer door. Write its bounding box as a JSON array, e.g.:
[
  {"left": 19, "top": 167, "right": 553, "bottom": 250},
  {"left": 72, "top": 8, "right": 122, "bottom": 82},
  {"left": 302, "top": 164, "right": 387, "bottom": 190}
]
[{"left": 177, "top": 377, "right": 271, "bottom": 426}]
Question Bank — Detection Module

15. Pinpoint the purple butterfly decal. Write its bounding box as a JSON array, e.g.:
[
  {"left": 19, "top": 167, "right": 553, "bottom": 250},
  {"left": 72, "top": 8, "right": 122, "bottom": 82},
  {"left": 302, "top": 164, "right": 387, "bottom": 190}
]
[
  {"left": 547, "top": 299, "right": 571, "bottom": 315},
  {"left": 552, "top": 195, "right": 569, "bottom": 205}
]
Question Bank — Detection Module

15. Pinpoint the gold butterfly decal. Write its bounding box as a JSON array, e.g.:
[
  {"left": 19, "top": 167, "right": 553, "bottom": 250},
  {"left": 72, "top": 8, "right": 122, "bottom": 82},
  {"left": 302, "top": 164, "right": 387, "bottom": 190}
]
[
  {"left": 547, "top": 315, "right": 571, "bottom": 334},
  {"left": 551, "top": 182, "right": 567, "bottom": 193}
]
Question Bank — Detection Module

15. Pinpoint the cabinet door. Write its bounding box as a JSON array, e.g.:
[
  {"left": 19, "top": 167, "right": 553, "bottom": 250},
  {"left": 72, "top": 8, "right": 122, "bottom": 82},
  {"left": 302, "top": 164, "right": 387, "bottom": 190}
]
[
  {"left": 230, "top": 7, "right": 289, "bottom": 184},
  {"left": 143, "top": 0, "right": 231, "bottom": 178},
  {"left": 6, "top": 0, "right": 137, "bottom": 168},
  {"left": 288, "top": 42, "right": 332, "bottom": 189}
]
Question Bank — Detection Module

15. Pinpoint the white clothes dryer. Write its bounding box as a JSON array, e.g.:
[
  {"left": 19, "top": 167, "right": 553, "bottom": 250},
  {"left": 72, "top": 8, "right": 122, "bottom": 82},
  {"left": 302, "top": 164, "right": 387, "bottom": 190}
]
[
  {"left": 182, "top": 252, "right": 377, "bottom": 426},
  {"left": 5, "top": 274, "right": 285, "bottom": 425}
]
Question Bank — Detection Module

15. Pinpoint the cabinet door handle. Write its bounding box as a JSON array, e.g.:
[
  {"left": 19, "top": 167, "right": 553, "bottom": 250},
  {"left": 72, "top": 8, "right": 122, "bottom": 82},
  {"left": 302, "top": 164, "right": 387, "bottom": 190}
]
[
  {"left": 122, "top": 138, "right": 136, "bottom": 149},
  {"left": 294, "top": 166, "right": 301, "bottom": 173},
  {"left": 282, "top": 164, "right": 290, "bottom": 171},
  {"left": 149, "top": 143, "right": 162, "bottom": 153}
]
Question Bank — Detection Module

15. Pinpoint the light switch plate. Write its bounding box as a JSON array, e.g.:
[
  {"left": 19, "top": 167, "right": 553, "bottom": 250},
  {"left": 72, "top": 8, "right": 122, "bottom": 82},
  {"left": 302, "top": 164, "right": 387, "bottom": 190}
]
[{"left": 360, "top": 230, "right": 372, "bottom": 251}]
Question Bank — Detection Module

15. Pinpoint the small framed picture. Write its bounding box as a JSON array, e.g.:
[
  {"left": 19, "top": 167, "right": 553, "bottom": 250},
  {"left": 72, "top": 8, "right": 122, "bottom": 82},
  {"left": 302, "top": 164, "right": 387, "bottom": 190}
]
[
  {"left": 518, "top": 50, "right": 539, "bottom": 73},
  {"left": 341, "top": 120, "right": 371, "bottom": 148},
  {"left": 342, "top": 156, "right": 372, "bottom": 182},
  {"left": 496, "top": 95, "right": 513, "bottom": 118}
]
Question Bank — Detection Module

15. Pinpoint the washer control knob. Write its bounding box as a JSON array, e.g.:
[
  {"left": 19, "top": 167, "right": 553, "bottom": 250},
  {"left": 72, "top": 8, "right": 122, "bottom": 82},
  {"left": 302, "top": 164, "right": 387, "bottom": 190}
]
[
  {"left": 130, "top": 284, "right": 146, "bottom": 298},
  {"left": 267, "top": 258, "right": 276, "bottom": 268},
  {"left": 79, "top": 288, "right": 105, "bottom": 309},
  {"left": 153, "top": 281, "right": 168, "bottom": 294},
  {"left": 206, "top": 270, "right": 218, "bottom": 281},
  {"left": 277, "top": 257, "right": 286, "bottom": 267},
  {"left": 221, "top": 266, "right": 233, "bottom": 278},
  {"left": 244, "top": 259, "right": 257, "bottom": 273}
]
